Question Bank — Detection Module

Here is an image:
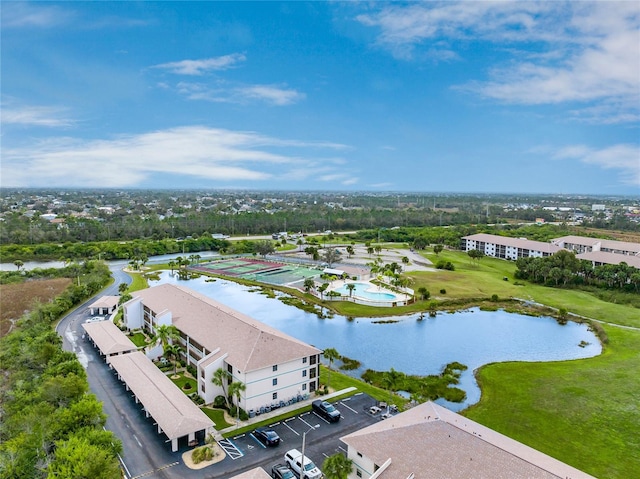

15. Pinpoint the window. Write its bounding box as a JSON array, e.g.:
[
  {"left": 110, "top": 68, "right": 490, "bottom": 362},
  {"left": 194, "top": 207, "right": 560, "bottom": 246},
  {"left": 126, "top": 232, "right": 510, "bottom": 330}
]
[
  {"left": 272, "top": 378, "right": 278, "bottom": 386},
  {"left": 272, "top": 392, "right": 278, "bottom": 400},
  {"left": 302, "top": 357, "right": 307, "bottom": 364},
  {"left": 310, "top": 355, "right": 317, "bottom": 365},
  {"left": 309, "top": 367, "right": 316, "bottom": 379},
  {"left": 302, "top": 370, "right": 307, "bottom": 377},
  {"left": 227, "top": 364, "right": 233, "bottom": 374},
  {"left": 357, "top": 452, "right": 363, "bottom": 458},
  {"left": 356, "top": 470, "right": 362, "bottom": 477},
  {"left": 200, "top": 368, "right": 204, "bottom": 378},
  {"left": 302, "top": 383, "right": 307, "bottom": 391},
  {"left": 309, "top": 381, "right": 316, "bottom": 393},
  {"left": 273, "top": 365, "right": 278, "bottom": 372}
]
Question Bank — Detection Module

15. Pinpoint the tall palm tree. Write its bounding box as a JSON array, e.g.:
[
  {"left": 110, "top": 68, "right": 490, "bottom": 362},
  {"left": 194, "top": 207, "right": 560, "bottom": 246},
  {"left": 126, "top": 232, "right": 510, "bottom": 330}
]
[
  {"left": 228, "top": 381, "right": 246, "bottom": 426},
  {"left": 323, "top": 348, "right": 340, "bottom": 391},
  {"left": 346, "top": 283, "right": 355, "bottom": 298},
  {"left": 322, "top": 453, "right": 353, "bottom": 479},
  {"left": 212, "top": 368, "right": 232, "bottom": 408},
  {"left": 163, "top": 343, "right": 181, "bottom": 376}
]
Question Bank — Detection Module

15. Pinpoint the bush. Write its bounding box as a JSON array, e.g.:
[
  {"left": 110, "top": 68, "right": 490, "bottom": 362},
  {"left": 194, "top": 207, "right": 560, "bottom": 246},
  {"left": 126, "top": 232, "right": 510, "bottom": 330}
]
[
  {"left": 440, "top": 289, "right": 446, "bottom": 294},
  {"left": 192, "top": 445, "right": 214, "bottom": 464},
  {"left": 435, "top": 260, "right": 455, "bottom": 271},
  {"left": 214, "top": 395, "right": 227, "bottom": 408},
  {"left": 491, "top": 294, "right": 499, "bottom": 302},
  {"left": 187, "top": 365, "right": 197, "bottom": 377}
]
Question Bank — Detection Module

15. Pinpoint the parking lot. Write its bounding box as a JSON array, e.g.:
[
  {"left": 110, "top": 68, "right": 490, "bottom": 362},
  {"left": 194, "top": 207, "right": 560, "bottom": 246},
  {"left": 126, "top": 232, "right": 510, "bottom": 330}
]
[{"left": 211, "top": 393, "right": 392, "bottom": 478}]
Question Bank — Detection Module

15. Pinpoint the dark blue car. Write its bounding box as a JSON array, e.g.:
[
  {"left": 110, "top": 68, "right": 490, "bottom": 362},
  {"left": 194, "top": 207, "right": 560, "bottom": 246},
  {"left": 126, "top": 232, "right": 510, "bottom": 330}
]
[{"left": 253, "top": 427, "right": 280, "bottom": 447}]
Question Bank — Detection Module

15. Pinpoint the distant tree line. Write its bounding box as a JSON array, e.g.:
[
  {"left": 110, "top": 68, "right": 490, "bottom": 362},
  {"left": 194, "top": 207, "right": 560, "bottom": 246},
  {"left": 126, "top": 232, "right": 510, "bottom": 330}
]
[{"left": 0, "top": 262, "right": 121, "bottom": 479}]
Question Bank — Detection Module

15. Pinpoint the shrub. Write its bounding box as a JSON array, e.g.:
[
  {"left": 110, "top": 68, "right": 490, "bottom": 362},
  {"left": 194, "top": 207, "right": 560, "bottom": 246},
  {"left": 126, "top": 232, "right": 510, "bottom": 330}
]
[
  {"left": 192, "top": 445, "right": 214, "bottom": 464},
  {"left": 435, "top": 260, "right": 455, "bottom": 271},
  {"left": 187, "top": 365, "right": 197, "bottom": 377},
  {"left": 491, "top": 294, "right": 499, "bottom": 302},
  {"left": 440, "top": 289, "right": 446, "bottom": 294},
  {"left": 214, "top": 395, "right": 227, "bottom": 408}
]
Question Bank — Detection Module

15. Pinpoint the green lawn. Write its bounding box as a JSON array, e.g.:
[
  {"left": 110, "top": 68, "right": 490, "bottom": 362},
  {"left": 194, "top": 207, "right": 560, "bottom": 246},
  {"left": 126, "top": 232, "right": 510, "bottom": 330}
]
[
  {"left": 202, "top": 407, "right": 234, "bottom": 430},
  {"left": 170, "top": 373, "right": 197, "bottom": 393},
  {"left": 128, "top": 331, "right": 147, "bottom": 347},
  {"left": 464, "top": 326, "right": 640, "bottom": 478}
]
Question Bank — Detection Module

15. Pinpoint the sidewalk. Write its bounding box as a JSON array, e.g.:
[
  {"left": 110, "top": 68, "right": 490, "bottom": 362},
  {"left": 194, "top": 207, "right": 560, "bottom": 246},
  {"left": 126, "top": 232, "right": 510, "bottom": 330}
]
[{"left": 217, "top": 387, "right": 357, "bottom": 437}]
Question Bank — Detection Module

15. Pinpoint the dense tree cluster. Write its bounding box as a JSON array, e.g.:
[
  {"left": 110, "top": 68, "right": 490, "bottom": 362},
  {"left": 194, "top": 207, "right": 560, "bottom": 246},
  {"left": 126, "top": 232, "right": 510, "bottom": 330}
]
[
  {"left": 515, "top": 250, "right": 640, "bottom": 291},
  {"left": 0, "top": 264, "right": 120, "bottom": 479}
]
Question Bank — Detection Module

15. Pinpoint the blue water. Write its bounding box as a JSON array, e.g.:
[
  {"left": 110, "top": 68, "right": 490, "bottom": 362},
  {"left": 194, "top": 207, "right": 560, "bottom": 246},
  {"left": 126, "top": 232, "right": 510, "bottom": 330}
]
[
  {"left": 152, "top": 272, "right": 601, "bottom": 411},
  {"left": 333, "top": 282, "right": 397, "bottom": 301}
]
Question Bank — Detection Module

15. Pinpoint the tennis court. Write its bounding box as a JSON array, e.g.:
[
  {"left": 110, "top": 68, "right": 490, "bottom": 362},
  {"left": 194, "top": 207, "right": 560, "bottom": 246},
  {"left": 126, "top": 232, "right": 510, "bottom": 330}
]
[
  {"left": 196, "top": 258, "right": 285, "bottom": 277},
  {"left": 194, "top": 257, "right": 322, "bottom": 286}
]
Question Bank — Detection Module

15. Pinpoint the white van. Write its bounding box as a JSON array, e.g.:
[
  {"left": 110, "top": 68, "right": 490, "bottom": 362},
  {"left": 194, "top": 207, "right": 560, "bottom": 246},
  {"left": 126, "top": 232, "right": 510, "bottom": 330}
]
[{"left": 284, "top": 449, "right": 323, "bottom": 479}]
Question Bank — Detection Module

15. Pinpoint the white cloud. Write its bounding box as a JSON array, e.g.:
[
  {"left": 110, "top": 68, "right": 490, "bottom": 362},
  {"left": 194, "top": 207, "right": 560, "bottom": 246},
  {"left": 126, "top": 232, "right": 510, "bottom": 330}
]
[
  {"left": 236, "top": 85, "right": 306, "bottom": 106},
  {"left": 1, "top": 3, "right": 74, "bottom": 28},
  {"left": 357, "top": 2, "right": 640, "bottom": 123},
  {"left": 553, "top": 144, "right": 640, "bottom": 186},
  {"left": 1, "top": 105, "right": 75, "bottom": 128},
  {"left": 152, "top": 54, "right": 246, "bottom": 75},
  {"left": 174, "top": 82, "right": 305, "bottom": 106},
  {"left": 1, "top": 126, "right": 349, "bottom": 187}
]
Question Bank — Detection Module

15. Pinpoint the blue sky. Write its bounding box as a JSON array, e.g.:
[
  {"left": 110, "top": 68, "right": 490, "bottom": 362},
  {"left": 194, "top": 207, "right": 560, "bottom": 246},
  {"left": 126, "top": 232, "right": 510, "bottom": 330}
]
[{"left": 1, "top": 1, "right": 639, "bottom": 195}]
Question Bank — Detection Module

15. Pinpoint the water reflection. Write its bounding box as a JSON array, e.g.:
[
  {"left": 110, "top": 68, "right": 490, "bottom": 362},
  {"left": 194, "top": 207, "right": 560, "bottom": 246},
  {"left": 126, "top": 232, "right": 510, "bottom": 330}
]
[{"left": 152, "top": 272, "right": 601, "bottom": 411}]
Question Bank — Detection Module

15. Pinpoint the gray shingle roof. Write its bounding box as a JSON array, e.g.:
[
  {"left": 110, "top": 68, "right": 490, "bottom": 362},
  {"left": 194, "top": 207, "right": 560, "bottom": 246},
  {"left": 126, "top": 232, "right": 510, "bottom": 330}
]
[
  {"left": 131, "top": 284, "right": 321, "bottom": 372},
  {"left": 82, "top": 320, "right": 137, "bottom": 357},
  {"left": 109, "top": 351, "right": 213, "bottom": 440},
  {"left": 341, "top": 402, "right": 595, "bottom": 479}
]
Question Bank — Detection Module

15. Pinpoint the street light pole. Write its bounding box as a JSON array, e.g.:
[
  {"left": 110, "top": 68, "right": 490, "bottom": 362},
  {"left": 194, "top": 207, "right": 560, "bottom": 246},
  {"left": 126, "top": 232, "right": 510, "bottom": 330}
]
[{"left": 301, "top": 425, "right": 316, "bottom": 479}]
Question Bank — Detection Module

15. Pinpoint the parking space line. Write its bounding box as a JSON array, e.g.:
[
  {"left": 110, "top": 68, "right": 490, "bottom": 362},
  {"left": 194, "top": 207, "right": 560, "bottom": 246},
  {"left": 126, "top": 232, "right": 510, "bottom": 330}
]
[
  {"left": 283, "top": 421, "right": 300, "bottom": 435},
  {"left": 339, "top": 401, "right": 358, "bottom": 414},
  {"left": 298, "top": 415, "right": 318, "bottom": 430},
  {"left": 312, "top": 412, "right": 330, "bottom": 424}
]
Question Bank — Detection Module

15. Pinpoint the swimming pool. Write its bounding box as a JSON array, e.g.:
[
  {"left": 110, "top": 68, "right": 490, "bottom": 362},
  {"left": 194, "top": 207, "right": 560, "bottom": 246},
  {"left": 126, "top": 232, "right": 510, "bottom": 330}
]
[{"left": 333, "top": 282, "right": 398, "bottom": 301}]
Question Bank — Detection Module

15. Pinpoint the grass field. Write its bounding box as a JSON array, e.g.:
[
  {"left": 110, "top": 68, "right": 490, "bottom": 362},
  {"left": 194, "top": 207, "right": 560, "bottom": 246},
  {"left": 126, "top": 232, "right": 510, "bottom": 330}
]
[
  {"left": 0, "top": 277, "right": 71, "bottom": 337},
  {"left": 394, "top": 248, "right": 640, "bottom": 478}
]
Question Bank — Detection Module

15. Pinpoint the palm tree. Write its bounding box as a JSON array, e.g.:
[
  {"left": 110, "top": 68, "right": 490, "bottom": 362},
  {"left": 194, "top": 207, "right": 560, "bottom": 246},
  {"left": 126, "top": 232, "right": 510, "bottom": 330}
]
[
  {"left": 163, "top": 343, "right": 181, "bottom": 376},
  {"left": 322, "top": 453, "right": 353, "bottom": 479},
  {"left": 228, "top": 381, "right": 246, "bottom": 427},
  {"left": 323, "top": 348, "right": 340, "bottom": 391},
  {"left": 118, "top": 282, "right": 129, "bottom": 295},
  {"left": 303, "top": 278, "right": 315, "bottom": 293},
  {"left": 151, "top": 324, "right": 180, "bottom": 350},
  {"left": 346, "top": 283, "right": 355, "bottom": 298},
  {"left": 212, "top": 368, "right": 232, "bottom": 408},
  {"left": 382, "top": 368, "right": 403, "bottom": 405}
]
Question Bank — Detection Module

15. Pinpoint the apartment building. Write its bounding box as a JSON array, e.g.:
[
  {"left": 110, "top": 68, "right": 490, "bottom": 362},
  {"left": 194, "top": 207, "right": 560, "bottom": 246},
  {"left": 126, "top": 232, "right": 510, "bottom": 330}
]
[
  {"left": 460, "top": 233, "right": 561, "bottom": 260},
  {"left": 122, "top": 283, "right": 321, "bottom": 414}
]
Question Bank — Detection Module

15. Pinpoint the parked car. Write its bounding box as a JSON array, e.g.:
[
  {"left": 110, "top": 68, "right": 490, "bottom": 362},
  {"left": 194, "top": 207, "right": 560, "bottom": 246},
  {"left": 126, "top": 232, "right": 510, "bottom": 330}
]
[
  {"left": 253, "top": 427, "right": 280, "bottom": 447},
  {"left": 284, "top": 449, "right": 323, "bottom": 479},
  {"left": 311, "top": 400, "right": 341, "bottom": 422},
  {"left": 272, "top": 463, "right": 295, "bottom": 479}
]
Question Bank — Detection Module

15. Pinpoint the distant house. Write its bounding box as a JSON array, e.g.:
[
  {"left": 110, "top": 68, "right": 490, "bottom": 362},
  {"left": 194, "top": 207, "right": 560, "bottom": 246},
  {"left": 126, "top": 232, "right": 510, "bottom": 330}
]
[
  {"left": 341, "top": 401, "right": 595, "bottom": 479},
  {"left": 122, "top": 284, "right": 322, "bottom": 413}
]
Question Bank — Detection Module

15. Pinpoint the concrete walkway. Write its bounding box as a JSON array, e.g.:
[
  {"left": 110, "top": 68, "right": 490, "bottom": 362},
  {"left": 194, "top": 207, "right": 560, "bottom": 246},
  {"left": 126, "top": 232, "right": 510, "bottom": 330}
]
[{"left": 217, "top": 387, "right": 358, "bottom": 437}]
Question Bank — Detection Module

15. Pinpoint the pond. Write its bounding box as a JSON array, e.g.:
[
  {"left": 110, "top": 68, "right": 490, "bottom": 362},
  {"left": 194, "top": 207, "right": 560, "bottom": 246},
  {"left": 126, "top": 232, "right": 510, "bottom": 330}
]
[{"left": 152, "top": 272, "right": 602, "bottom": 411}]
